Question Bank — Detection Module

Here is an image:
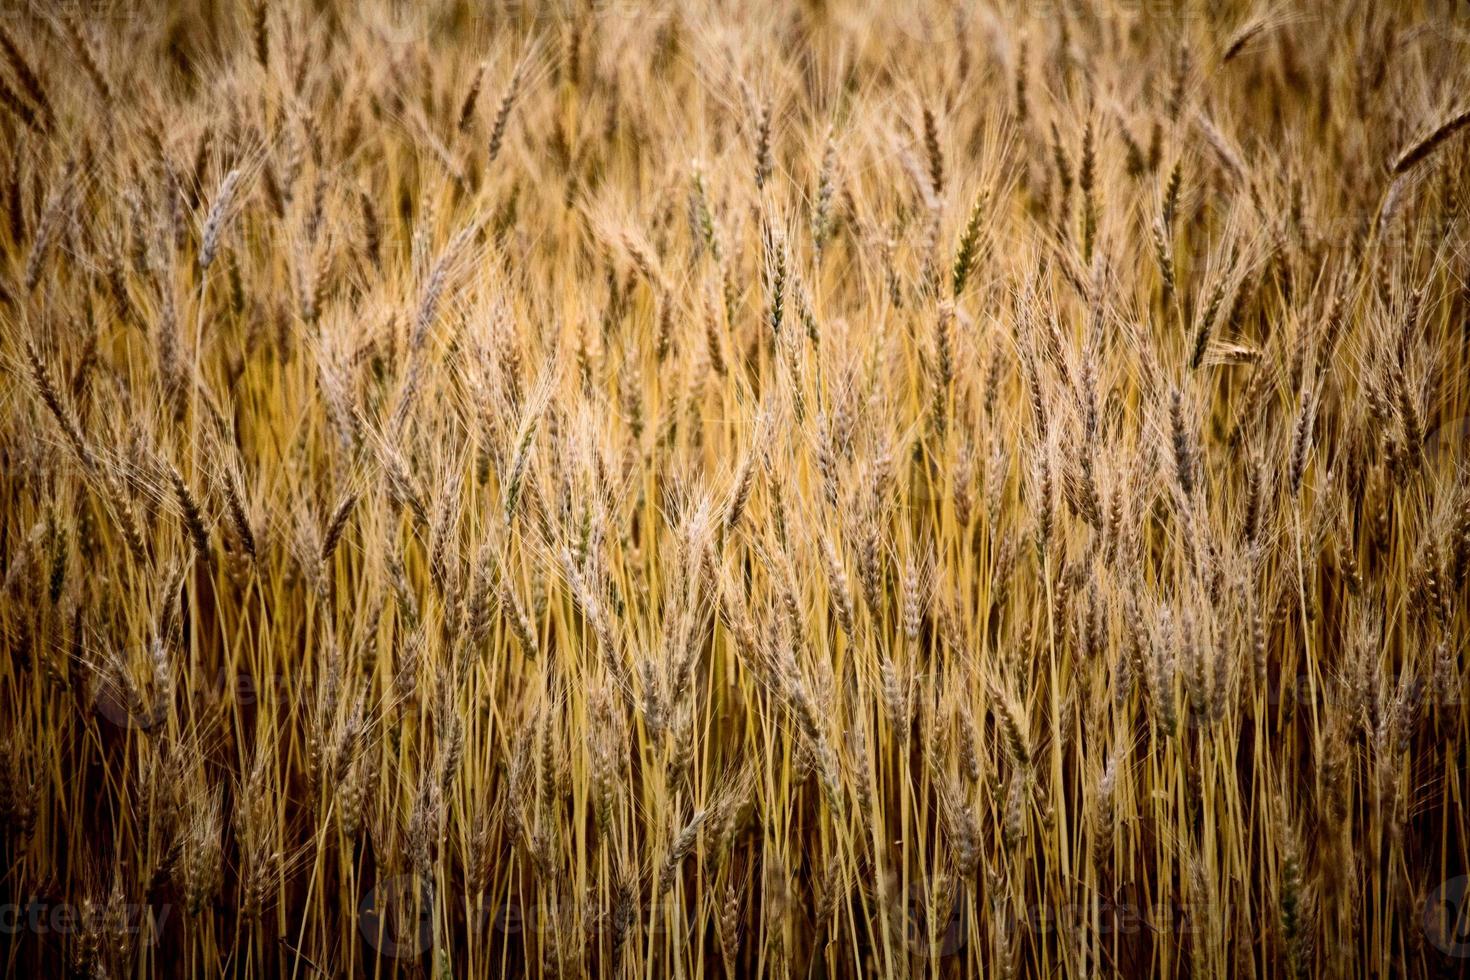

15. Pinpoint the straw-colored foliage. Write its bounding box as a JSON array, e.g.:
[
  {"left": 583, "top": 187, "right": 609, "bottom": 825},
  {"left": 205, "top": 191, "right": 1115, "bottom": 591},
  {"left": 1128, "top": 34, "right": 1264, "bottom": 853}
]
[{"left": 0, "top": 1, "right": 1467, "bottom": 976}]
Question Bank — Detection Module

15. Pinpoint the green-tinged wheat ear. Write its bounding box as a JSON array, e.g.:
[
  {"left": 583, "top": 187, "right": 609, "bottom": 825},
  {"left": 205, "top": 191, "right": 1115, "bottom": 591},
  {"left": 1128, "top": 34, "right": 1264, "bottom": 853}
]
[
  {"left": 1013, "top": 39, "right": 1028, "bottom": 123},
  {"left": 918, "top": 103, "right": 945, "bottom": 204},
  {"left": 1080, "top": 118, "right": 1097, "bottom": 261},
  {"left": 952, "top": 188, "right": 988, "bottom": 297},
  {"left": 1153, "top": 216, "right": 1176, "bottom": 313},
  {"left": 487, "top": 60, "right": 526, "bottom": 166},
  {"left": 458, "top": 62, "right": 485, "bottom": 133},
  {"left": 319, "top": 492, "right": 356, "bottom": 564}
]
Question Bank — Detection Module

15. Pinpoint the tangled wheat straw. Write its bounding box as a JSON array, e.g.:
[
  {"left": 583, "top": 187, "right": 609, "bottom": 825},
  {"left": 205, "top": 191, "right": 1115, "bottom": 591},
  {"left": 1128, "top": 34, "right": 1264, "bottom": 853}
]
[{"left": 0, "top": 0, "right": 1468, "bottom": 977}]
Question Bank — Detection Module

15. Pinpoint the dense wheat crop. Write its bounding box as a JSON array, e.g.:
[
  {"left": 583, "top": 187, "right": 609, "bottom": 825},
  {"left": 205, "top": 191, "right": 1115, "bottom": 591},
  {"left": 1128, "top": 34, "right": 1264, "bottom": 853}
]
[{"left": 0, "top": 0, "right": 1468, "bottom": 976}]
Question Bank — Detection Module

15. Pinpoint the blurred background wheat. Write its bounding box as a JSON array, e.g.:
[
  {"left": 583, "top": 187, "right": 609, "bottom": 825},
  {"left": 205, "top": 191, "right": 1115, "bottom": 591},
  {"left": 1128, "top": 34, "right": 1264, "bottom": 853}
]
[{"left": 0, "top": 0, "right": 1467, "bottom": 976}]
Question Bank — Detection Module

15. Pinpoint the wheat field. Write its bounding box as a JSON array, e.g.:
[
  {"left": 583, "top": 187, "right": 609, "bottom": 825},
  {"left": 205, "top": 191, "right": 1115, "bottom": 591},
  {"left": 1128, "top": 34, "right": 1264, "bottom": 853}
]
[{"left": 0, "top": 0, "right": 1467, "bottom": 976}]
